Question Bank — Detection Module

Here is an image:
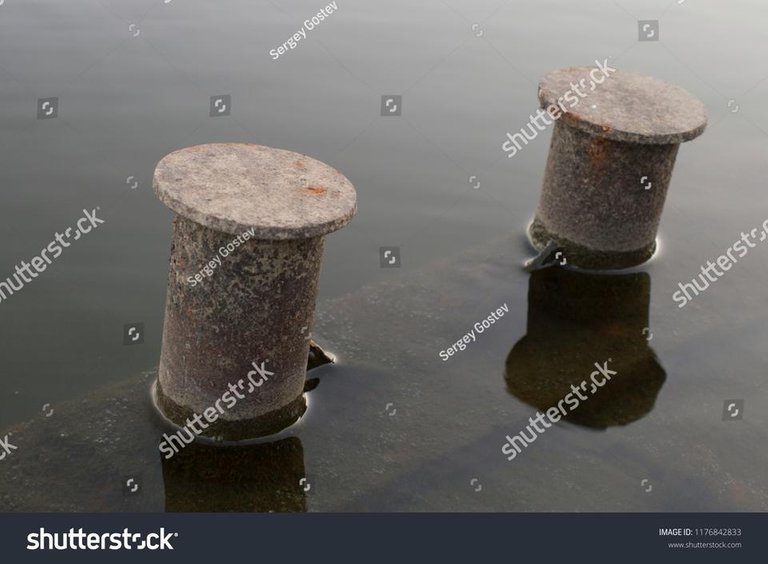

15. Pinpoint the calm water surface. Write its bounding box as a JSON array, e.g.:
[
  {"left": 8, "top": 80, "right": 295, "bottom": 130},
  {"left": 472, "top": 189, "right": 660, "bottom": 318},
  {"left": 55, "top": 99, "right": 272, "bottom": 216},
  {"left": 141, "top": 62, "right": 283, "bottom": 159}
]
[{"left": 1, "top": 0, "right": 767, "bottom": 511}]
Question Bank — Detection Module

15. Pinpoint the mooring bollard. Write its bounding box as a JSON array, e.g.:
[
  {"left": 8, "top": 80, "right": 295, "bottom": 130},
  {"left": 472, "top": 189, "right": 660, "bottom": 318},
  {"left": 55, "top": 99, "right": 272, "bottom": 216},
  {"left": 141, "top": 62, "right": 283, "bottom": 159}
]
[
  {"left": 152, "top": 143, "right": 356, "bottom": 440},
  {"left": 529, "top": 67, "right": 707, "bottom": 269}
]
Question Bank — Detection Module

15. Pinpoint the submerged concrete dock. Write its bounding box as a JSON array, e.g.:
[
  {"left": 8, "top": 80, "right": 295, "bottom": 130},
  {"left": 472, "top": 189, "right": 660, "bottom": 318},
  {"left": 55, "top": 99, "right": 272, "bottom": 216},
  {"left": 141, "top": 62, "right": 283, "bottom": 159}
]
[{"left": 1, "top": 234, "right": 766, "bottom": 512}]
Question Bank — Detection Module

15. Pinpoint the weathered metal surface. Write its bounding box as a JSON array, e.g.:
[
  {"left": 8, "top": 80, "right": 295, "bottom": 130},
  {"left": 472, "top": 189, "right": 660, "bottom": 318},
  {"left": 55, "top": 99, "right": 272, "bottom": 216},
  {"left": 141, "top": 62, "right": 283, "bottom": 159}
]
[
  {"left": 531, "top": 68, "right": 707, "bottom": 269},
  {"left": 153, "top": 144, "right": 356, "bottom": 439}
]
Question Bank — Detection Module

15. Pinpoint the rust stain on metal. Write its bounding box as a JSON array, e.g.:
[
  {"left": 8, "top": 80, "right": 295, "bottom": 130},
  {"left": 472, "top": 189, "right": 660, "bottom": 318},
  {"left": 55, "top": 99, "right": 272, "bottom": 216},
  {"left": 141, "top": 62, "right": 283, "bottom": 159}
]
[
  {"left": 588, "top": 137, "right": 609, "bottom": 169},
  {"left": 562, "top": 112, "right": 581, "bottom": 126}
]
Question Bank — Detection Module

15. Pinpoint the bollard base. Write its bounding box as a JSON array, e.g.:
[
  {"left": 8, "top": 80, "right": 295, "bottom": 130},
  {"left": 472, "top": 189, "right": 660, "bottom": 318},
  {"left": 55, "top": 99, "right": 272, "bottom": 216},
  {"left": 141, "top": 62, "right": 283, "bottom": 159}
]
[
  {"left": 152, "top": 379, "right": 307, "bottom": 443},
  {"left": 528, "top": 217, "right": 657, "bottom": 270}
]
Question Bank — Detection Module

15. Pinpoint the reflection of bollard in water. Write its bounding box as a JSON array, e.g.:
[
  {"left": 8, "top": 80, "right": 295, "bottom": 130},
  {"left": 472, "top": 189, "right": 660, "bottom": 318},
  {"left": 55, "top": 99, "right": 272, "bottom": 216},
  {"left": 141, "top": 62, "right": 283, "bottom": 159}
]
[
  {"left": 162, "top": 437, "right": 307, "bottom": 512},
  {"left": 529, "top": 67, "right": 707, "bottom": 269},
  {"left": 505, "top": 268, "right": 666, "bottom": 428},
  {"left": 152, "top": 144, "right": 356, "bottom": 440}
]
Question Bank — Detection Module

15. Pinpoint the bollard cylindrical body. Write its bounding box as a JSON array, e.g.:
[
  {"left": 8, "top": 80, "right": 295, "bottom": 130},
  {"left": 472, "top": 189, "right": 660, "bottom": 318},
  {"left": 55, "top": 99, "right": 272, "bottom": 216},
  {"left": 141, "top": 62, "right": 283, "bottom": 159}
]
[
  {"left": 152, "top": 143, "right": 356, "bottom": 440},
  {"left": 530, "top": 67, "right": 707, "bottom": 269}
]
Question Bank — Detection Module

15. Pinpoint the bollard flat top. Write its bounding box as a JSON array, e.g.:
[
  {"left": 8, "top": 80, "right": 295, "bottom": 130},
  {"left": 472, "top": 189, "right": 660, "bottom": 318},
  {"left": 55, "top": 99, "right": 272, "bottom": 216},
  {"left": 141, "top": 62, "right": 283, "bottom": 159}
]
[
  {"left": 538, "top": 66, "right": 708, "bottom": 144},
  {"left": 153, "top": 143, "right": 357, "bottom": 239}
]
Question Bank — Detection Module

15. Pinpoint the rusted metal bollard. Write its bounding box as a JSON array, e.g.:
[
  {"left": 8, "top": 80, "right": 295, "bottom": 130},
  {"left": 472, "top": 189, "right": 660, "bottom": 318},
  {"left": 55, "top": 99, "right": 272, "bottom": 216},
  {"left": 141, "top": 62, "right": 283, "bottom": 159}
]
[
  {"left": 152, "top": 143, "right": 356, "bottom": 440},
  {"left": 530, "top": 68, "right": 707, "bottom": 269}
]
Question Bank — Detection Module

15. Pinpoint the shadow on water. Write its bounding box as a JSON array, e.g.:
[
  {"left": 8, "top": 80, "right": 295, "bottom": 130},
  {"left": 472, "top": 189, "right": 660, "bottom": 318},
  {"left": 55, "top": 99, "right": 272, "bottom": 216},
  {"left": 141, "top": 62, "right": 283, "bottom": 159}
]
[
  {"left": 505, "top": 267, "right": 666, "bottom": 429},
  {"left": 161, "top": 437, "right": 307, "bottom": 512},
  {"left": 157, "top": 345, "right": 331, "bottom": 512}
]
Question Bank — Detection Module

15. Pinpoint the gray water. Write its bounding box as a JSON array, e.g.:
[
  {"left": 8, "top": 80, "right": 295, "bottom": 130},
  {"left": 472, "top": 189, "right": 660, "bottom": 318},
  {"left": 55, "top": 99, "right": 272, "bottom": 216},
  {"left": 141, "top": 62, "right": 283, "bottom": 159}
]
[{"left": 1, "top": 0, "right": 767, "bottom": 511}]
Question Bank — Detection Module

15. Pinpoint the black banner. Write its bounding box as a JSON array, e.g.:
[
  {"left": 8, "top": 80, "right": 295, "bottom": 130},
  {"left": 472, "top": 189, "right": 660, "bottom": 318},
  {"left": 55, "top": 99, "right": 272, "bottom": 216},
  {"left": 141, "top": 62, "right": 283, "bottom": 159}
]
[{"left": 0, "top": 513, "right": 763, "bottom": 563}]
